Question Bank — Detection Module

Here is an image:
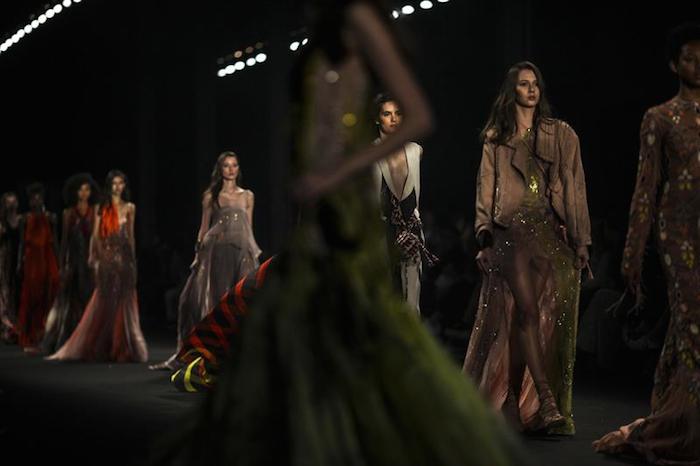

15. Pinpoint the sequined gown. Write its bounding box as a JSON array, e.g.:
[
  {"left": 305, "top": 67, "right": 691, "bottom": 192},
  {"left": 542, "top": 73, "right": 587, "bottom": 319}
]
[
  {"left": 464, "top": 136, "right": 581, "bottom": 435},
  {"left": 168, "top": 201, "right": 260, "bottom": 364},
  {"left": 0, "top": 217, "right": 20, "bottom": 341},
  {"left": 17, "top": 212, "right": 60, "bottom": 349},
  {"left": 593, "top": 97, "right": 700, "bottom": 464},
  {"left": 49, "top": 204, "right": 148, "bottom": 362},
  {"left": 159, "top": 49, "right": 522, "bottom": 466},
  {"left": 41, "top": 207, "right": 95, "bottom": 353}
]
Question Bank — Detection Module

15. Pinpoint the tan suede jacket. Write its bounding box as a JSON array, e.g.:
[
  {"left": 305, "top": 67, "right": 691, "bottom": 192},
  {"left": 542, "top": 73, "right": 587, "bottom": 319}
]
[{"left": 475, "top": 119, "right": 591, "bottom": 247}]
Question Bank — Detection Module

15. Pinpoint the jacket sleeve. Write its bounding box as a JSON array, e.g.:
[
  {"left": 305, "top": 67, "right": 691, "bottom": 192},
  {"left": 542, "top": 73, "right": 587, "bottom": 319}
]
[
  {"left": 475, "top": 141, "right": 496, "bottom": 236},
  {"left": 565, "top": 125, "right": 591, "bottom": 247},
  {"left": 621, "top": 109, "right": 663, "bottom": 281}
]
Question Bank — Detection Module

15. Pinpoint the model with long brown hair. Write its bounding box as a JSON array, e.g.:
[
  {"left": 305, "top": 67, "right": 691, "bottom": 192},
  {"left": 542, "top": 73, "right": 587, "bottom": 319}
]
[{"left": 463, "top": 61, "right": 591, "bottom": 435}]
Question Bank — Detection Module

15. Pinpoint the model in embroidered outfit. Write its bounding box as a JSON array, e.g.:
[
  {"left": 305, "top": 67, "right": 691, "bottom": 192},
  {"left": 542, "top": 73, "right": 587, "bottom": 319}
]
[
  {"left": 372, "top": 93, "right": 435, "bottom": 315},
  {"left": 462, "top": 61, "right": 591, "bottom": 435},
  {"left": 16, "top": 183, "right": 60, "bottom": 352},
  {"left": 48, "top": 170, "right": 148, "bottom": 362},
  {"left": 0, "top": 192, "right": 21, "bottom": 342},
  {"left": 149, "top": 152, "right": 260, "bottom": 371},
  {"left": 593, "top": 24, "right": 700, "bottom": 465},
  {"left": 157, "top": 1, "right": 522, "bottom": 465},
  {"left": 41, "top": 173, "right": 99, "bottom": 354}
]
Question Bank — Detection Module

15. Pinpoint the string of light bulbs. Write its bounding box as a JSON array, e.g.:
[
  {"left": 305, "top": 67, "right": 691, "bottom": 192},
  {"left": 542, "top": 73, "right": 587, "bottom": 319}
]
[
  {"left": 216, "top": 0, "right": 450, "bottom": 79},
  {"left": 0, "top": 0, "right": 84, "bottom": 56}
]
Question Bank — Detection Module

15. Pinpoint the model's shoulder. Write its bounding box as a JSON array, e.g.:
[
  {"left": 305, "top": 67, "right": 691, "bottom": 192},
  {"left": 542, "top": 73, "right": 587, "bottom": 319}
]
[
  {"left": 407, "top": 141, "right": 423, "bottom": 157},
  {"left": 545, "top": 118, "right": 579, "bottom": 141},
  {"left": 643, "top": 99, "right": 678, "bottom": 124}
]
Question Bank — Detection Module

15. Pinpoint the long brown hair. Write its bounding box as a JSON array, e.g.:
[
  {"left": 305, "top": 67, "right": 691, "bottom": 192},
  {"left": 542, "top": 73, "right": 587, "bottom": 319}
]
[
  {"left": 206, "top": 151, "right": 242, "bottom": 208},
  {"left": 480, "top": 61, "right": 553, "bottom": 146}
]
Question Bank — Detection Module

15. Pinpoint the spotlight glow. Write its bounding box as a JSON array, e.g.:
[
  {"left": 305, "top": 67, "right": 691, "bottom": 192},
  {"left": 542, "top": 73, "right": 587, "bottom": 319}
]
[
  {"left": 0, "top": 44, "right": 8, "bottom": 52},
  {"left": 301, "top": 38, "right": 308, "bottom": 45},
  {"left": 53, "top": 4, "right": 63, "bottom": 14},
  {"left": 392, "top": 10, "right": 400, "bottom": 19},
  {"left": 74, "top": 0, "right": 82, "bottom": 3},
  {"left": 225, "top": 64, "right": 235, "bottom": 74},
  {"left": 246, "top": 57, "right": 256, "bottom": 66},
  {"left": 31, "top": 20, "right": 40, "bottom": 28},
  {"left": 420, "top": 0, "right": 434, "bottom": 9},
  {"left": 16, "top": 30, "right": 25, "bottom": 40},
  {"left": 401, "top": 5, "right": 415, "bottom": 14},
  {"left": 217, "top": 69, "right": 226, "bottom": 77},
  {"left": 437, "top": 0, "right": 449, "bottom": 2},
  {"left": 24, "top": 25, "right": 33, "bottom": 34},
  {"left": 46, "top": 9, "right": 55, "bottom": 19},
  {"left": 38, "top": 14, "right": 47, "bottom": 23},
  {"left": 289, "top": 41, "right": 300, "bottom": 51},
  {"left": 63, "top": 0, "right": 73, "bottom": 6},
  {"left": 234, "top": 61, "right": 245, "bottom": 71},
  {"left": 255, "top": 52, "right": 267, "bottom": 63}
]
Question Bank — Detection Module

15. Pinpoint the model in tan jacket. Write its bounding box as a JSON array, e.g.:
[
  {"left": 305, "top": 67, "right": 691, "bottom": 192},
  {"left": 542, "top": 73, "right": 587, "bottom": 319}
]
[
  {"left": 475, "top": 118, "right": 591, "bottom": 249},
  {"left": 464, "top": 61, "right": 591, "bottom": 436}
]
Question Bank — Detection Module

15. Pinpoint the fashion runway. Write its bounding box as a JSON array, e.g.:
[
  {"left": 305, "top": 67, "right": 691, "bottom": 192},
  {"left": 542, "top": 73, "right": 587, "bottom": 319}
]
[{"left": 0, "top": 331, "right": 651, "bottom": 466}]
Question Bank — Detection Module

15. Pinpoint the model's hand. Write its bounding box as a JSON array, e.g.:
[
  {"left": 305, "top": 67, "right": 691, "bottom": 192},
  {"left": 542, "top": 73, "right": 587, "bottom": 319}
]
[
  {"left": 622, "top": 266, "right": 644, "bottom": 306},
  {"left": 575, "top": 245, "right": 589, "bottom": 270},
  {"left": 476, "top": 247, "right": 496, "bottom": 275},
  {"left": 189, "top": 254, "right": 200, "bottom": 271}
]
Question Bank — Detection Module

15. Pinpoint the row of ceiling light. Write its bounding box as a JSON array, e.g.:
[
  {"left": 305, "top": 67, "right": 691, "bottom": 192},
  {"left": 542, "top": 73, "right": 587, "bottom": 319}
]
[
  {"left": 216, "top": 0, "right": 450, "bottom": 79},
  {"left": 0, "top": 0, "right": 84, "bottom": 56}
]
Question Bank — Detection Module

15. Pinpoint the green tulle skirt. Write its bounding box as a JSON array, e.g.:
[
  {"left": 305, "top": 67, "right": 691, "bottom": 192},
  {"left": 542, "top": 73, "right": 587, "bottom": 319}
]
[{"left": 157, "top": 188, "right": 527, "bottom": 466}]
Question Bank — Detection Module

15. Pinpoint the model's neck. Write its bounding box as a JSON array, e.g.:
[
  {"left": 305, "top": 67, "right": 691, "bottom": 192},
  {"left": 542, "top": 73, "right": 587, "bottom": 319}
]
[
  {"left": 515, "top": 105, "right": 536, "bottom": 133},
  {"left": 222, "top": 179, "right": 238, "bottom": 191},
  {"left": 678, "top": 84, "right": 700, "bottom": 104}
]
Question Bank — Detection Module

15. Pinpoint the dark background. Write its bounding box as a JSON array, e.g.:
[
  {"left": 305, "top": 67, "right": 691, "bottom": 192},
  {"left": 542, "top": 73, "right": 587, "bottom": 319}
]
[{"left": 0, "top": 0, "right": 696, "bottom": 338}]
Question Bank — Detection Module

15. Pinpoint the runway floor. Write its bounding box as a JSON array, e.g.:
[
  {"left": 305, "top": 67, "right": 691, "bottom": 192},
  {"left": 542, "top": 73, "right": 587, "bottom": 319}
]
[{"left": 0, "top": 331, "right": 652, "bottom": 466}]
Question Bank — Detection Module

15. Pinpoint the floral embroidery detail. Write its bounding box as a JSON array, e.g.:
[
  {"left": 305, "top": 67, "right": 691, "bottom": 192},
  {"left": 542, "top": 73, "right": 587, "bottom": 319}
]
[
  {"left": 659, "top": 213, "right": 667, "bottom": 241},
  {"left": 678, "top": 169, "right": 693, "bottom": 190},
  {"left": 681, "top": 241, "right": 695, "bottom": 268},
  {"left": 637, "top": 193, "right": 650, "bottom": 222}
]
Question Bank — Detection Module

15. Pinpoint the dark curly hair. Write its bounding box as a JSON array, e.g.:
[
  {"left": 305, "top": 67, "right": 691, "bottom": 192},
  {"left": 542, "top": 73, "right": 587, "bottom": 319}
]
[
  {"left": 62, "top": 172, "right": 101, "bottom": 206},
  {"left": 666, "top": 22, "right": 700, "bottom": 65}
]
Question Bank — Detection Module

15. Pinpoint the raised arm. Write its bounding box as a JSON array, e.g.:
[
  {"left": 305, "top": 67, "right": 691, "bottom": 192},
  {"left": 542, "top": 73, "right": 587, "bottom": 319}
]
[
  {"left": 296, "top": 3, "right": 433, "bottom": 201},
  {"left": 622, "top": 110, "right": 664, "bottom": 292}
]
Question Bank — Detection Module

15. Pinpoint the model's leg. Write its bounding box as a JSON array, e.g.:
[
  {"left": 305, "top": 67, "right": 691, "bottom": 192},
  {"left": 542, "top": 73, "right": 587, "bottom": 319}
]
[{"left": 501, "top": 249, "right": 564, "bottom": 429}]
